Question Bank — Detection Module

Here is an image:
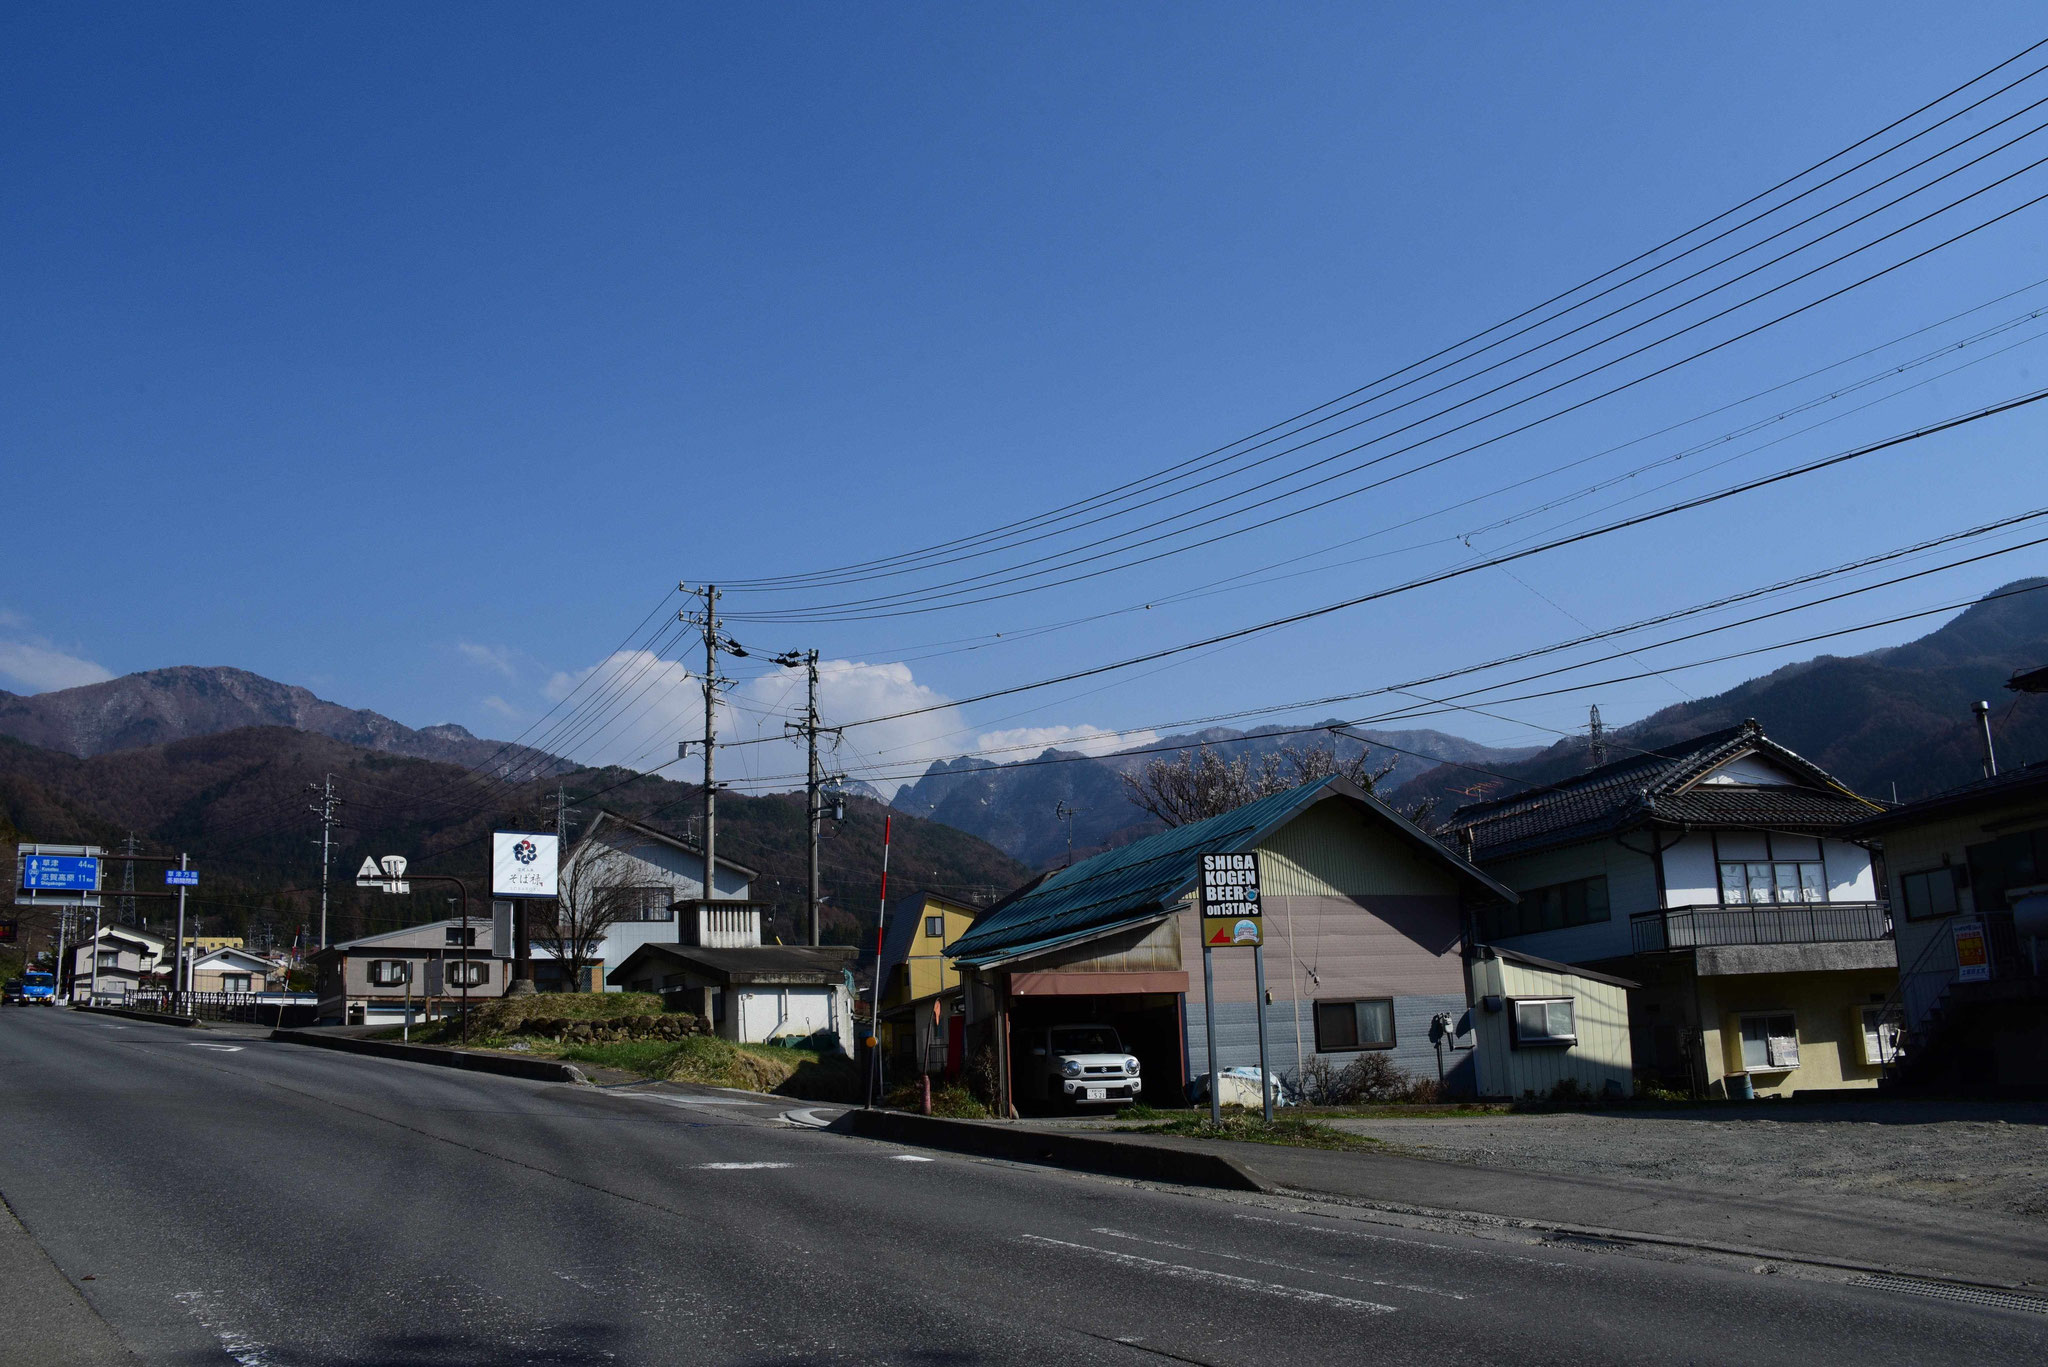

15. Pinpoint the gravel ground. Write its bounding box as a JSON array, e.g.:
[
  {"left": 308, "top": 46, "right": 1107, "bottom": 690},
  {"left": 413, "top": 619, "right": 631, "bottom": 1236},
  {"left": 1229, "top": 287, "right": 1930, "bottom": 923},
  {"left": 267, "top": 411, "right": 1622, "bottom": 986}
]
[{"left": 1322, "top": 1100, "right": 2048, "bottom": 1221}]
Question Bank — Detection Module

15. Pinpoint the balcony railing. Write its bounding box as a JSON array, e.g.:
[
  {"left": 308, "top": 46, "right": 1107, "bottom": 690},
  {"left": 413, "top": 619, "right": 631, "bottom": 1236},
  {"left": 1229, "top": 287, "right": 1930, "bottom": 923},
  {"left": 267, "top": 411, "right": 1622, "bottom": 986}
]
[{"left": 1630, "top": 901, "right": 1892, "bottom": 954}]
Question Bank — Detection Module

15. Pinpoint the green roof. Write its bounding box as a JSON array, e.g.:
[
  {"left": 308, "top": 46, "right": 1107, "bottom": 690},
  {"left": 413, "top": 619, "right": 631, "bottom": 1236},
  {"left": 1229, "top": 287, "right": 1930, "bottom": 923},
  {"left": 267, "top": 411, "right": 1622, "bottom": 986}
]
[{"left": 947, "top": 776, "right": 1513, "bottom": 966}]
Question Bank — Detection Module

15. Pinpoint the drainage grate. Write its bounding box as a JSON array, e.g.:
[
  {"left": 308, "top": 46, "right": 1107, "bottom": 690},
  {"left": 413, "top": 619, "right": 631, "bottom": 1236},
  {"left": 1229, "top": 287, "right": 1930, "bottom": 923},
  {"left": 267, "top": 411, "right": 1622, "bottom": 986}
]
[{"left": 1851, "top": 1274, "right": 2048, "bottom": 1316}]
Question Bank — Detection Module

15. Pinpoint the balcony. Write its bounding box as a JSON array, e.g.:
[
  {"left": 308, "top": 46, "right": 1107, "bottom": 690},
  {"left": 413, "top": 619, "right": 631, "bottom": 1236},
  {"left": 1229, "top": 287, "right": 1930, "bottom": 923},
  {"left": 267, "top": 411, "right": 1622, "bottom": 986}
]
[{"left": 1630, "top": 902, "right": 1892, "bottom": 954}]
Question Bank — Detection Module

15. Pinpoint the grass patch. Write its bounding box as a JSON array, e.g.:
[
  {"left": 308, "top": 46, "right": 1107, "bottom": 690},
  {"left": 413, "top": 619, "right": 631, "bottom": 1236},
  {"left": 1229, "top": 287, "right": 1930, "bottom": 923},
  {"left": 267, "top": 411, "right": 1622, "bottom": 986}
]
[
  {"left": 1119, "top": 1112, "right": 1382, "bottom": 1151},
  {"left": 552, "top": 1035, "right": 863, "bottom": 1102},
  {"left": 883, "top": 1081, "right": 992, "bottom": 1119}
]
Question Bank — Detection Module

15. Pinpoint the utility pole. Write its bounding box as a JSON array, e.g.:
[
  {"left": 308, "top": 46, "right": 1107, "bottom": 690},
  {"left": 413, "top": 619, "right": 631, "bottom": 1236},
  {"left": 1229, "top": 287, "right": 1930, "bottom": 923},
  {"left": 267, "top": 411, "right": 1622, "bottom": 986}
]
[
  {"left": 1055, "top": 800, "right": 1082, "bottom": 867},
  {"left": 173, "top": 852, "right": 189, "bottom": 1002},
  {"left": 1587, "top": 704, "right": 1607, "bottom": 770},
  {"left": 683, "top": 585, "right": 729, "bottom": 909},
  {"left": 307, "top": 775, "right": 340, "bottom": 948},
  {"left": 1974, "top": 700, "right": 2000, "bottom": 778},
  {"left": 778, "top": 648, "right": 842, "bottom": 946}
]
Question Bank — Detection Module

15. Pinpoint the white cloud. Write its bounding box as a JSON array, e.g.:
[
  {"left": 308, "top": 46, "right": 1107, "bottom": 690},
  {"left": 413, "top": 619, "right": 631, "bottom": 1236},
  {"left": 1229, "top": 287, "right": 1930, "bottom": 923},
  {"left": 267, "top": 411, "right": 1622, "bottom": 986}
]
[
  {"left": 0, "top": 608, "right": 29, "bottom": 630},
  {"left": 480, "top": 695, "right": 523, "bottom": 720},
  {"left": 457, "top": 642, "right": 519, "bottom": 679},
  {"left": 0, "top": 639, "right": 116, "bottom": 693},
  {"left": 973, "top": 723, "right": 1158, "bottom": 759}
]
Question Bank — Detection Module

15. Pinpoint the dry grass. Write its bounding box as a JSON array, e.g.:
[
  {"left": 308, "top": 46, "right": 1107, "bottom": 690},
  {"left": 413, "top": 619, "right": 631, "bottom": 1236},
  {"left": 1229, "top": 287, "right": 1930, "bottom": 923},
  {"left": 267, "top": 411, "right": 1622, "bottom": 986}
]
[{"left": 1119, "top": 1112, "right": 1382, "bottom": 1151}]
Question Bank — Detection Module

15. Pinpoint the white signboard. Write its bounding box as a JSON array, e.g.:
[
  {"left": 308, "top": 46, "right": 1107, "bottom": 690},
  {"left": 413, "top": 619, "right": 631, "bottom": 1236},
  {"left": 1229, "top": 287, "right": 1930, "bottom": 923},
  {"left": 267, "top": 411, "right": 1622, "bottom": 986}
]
[{"left": 492, "top": 831, "right": 559, "bottom": 900}]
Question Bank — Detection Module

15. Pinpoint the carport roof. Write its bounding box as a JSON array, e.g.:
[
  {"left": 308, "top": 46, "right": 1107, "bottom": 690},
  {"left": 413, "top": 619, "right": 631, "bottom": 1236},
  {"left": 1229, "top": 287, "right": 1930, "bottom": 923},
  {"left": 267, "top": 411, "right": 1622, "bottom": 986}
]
[{"left": 947, "top": 776, "right": 1515, "bottom": 968}]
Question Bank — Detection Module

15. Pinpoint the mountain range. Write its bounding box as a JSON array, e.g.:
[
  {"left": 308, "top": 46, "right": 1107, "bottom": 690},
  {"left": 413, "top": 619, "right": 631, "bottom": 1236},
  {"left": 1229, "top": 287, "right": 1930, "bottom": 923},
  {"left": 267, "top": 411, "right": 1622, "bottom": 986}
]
[
  {"left": 0, "top": 667, "right": 571, "bottom": 776},
  {"left": 895, "top": 578, "right": 2048, "bottom": 864}
]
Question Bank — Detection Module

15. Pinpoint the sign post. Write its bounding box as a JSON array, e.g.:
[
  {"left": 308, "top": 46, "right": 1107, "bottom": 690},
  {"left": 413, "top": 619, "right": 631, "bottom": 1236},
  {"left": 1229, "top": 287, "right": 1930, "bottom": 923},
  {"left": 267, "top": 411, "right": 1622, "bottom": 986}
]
[{"left": 1198, "top": 851, "right": 1270, "bottom": 1122}]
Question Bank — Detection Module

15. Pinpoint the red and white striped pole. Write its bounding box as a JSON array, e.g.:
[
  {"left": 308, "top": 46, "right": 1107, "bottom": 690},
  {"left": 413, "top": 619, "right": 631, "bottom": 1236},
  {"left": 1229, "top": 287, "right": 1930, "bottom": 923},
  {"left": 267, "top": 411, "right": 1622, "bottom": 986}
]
[{"left": 865, "top": 816, "right": 893, "bottom": 1109}]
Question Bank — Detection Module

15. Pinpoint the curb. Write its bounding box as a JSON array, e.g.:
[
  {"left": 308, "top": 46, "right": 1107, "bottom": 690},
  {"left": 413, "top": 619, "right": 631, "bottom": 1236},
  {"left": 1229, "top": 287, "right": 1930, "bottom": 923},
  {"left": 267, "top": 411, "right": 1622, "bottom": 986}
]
[
  {"left": 72, "top": 1004, "right": 203, "bottom": 1029},
  {"left": 835, "top": 1110, "right": 1270, "bottom": 1193},
  {"left": 269, "top": 1029, "right": 588, "bottom": 1084}
]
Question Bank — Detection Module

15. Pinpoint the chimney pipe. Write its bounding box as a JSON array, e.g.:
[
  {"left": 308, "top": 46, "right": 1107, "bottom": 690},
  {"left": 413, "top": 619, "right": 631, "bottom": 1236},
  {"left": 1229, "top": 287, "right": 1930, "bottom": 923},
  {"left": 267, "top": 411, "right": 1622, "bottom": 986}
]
[{"left": 1973, "top": 700, "right": 1999, "bottom": 779}]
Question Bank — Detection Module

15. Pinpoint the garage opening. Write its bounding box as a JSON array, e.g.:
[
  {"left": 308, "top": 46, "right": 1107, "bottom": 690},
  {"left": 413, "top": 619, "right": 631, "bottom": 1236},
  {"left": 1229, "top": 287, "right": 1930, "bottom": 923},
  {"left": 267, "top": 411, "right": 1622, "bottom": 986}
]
[{"left": 1006, "top": 990, "right": 1184, "bottom": 1115}]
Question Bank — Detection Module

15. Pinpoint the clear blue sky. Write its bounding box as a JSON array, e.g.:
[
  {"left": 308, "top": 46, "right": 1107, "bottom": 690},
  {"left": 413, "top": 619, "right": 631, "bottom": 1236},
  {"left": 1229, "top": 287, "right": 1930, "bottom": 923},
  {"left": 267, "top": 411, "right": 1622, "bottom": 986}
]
[{"left": 6, "top": 5, "right": 2048, "bottom": 792}]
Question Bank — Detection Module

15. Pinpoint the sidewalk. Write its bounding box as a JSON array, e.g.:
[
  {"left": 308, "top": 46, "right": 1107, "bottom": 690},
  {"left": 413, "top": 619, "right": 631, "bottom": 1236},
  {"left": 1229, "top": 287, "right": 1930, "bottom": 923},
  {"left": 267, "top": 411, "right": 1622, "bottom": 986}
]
[{"left": 875, "top": 1113, "right": 2048, "bottom": 1289}]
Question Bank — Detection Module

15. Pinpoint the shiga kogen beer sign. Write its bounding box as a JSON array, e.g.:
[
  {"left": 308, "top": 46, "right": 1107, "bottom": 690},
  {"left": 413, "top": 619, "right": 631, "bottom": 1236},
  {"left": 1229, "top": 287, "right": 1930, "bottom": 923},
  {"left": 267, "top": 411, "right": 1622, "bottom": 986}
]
[{"left": 1199, "top": 851, "right": 1263, "bottom": 948}]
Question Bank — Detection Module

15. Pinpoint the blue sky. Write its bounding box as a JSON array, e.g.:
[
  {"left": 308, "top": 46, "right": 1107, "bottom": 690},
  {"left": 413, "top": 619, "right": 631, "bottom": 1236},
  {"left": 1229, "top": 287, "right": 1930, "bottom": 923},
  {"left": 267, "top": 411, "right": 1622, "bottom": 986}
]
[{"left": 6, "top": 4, "right": 2048, "bottom": 793}]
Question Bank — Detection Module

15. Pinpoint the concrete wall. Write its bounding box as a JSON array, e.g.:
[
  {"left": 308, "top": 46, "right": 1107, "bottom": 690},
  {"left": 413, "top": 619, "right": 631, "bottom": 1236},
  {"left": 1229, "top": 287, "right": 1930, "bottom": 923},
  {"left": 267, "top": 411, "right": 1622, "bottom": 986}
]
[
  {"left": 1470, "top": 956, "right": 1632, "bottom": 1099},
  {"left": 1697, "top": 967, "right": 1896, "bottom": 1096}
]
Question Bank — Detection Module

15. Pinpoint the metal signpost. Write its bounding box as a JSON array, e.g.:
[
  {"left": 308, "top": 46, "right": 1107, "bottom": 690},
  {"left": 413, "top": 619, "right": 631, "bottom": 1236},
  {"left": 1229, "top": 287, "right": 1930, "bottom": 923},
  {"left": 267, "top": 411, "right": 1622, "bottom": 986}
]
[
  {"left": 18, "top": 845, "right": 103, "bottom": 1003},
  {"left": 1198, "top": 851, "right": 1272, "bottom": 1123},
  {"left": 357, "top": 855, "right": 477, "bottom": 1041},
  {"left": 492, "top": 831, "right": 559, "bottom": 997}
]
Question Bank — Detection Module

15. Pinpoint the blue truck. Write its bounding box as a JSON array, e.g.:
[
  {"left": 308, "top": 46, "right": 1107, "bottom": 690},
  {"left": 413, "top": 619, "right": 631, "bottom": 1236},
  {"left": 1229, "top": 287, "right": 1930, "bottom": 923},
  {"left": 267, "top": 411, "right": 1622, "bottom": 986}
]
[{"left": 4, "top": 971, "right": 57, "bottom": 1006}]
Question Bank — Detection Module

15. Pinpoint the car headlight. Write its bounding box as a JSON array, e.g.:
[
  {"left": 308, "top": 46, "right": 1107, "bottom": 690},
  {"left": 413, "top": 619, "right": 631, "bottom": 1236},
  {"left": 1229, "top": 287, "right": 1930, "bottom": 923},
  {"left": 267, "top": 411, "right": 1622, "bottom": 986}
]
[
  {"left": 1125, "top": 1057, "right": 1140, "bottom": 1073},
  {"left": 1061, "top": 1059, "right": 1082, "bottom": 1078}
]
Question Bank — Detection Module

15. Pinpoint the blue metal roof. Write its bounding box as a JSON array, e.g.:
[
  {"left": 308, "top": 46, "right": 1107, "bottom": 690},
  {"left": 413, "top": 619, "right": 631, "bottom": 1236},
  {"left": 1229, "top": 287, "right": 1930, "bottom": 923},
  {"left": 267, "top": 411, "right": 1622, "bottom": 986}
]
[{"left": 948, "top": 776, "right": 1509, "bottom": 966}]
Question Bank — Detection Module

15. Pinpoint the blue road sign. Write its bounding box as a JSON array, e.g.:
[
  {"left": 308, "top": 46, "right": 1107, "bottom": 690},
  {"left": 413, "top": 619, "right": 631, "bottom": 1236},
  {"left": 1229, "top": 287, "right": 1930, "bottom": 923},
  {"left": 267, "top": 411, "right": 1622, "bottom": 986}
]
[
  {"left": 165, "top": 869, "right": 198, "bottom": 887},
  {"left": 21, "top": 855, "right": 100, "bottom": 892}
]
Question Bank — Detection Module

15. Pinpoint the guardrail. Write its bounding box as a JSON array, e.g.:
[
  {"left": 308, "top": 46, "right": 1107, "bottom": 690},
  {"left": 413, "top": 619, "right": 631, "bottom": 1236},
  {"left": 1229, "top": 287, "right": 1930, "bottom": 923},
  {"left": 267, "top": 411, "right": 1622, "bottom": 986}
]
[
  {"left": 121, "top": 989, "right": 318, "bottom": 1027},
  {"left": 1629, "top": 902, "right": 1891, "bottom": 954}
]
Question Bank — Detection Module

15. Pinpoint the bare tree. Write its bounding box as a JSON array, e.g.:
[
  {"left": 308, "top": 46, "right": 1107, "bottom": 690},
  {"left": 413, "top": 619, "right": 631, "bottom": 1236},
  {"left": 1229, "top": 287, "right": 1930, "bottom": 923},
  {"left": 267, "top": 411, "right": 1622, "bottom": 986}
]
[
  {"left": 1118, "top": 740, "right": 1425, "bottom": 828},
  {"left": 534, "top": 840, "right": 645, "bottom": 993}
]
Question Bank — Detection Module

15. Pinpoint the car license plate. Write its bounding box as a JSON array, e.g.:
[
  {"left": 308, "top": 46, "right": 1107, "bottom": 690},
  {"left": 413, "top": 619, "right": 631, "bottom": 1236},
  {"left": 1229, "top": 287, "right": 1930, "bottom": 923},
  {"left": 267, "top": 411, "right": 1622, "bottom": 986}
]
[{"left": 1086, "top": 1087, "right": 1105, "bottom": 1101}]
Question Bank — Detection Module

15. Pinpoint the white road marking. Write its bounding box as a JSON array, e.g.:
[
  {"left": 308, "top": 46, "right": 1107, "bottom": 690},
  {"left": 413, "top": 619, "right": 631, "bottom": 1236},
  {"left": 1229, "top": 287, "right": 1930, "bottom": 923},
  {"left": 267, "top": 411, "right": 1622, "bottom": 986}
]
[
  {"left": 1091, "top": 1227, "right": 1465, "bottom": 1300},
  {"left": 174, "top": 1290, "right": 276, "bottom": 1366},
  {"left": 691, "top": 1162, "right": 792, "bottom": 1170},
  {"left": 890, "top": 1154, "right": 935, "bottom": 1162},
  {"left": 189, "top": 1044, "right": 244, "bottom": 1052},
  {"left": 1020, "top": 1235, "right": 1394, "bottom": 1314},
  {"left": 1231, "top": 1212, "right": 1572, "bottom": 1270}
]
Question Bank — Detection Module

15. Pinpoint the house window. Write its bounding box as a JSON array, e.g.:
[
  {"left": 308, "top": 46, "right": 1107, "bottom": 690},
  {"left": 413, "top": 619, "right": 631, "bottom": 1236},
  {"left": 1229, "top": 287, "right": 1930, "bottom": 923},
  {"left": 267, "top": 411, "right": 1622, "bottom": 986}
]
[
  {"left": 612, "top": 887, "right": 676, "bottom": 922},
  {"left": 368, "top": 959, "right": 411, "bottom": 986},
  {"left": 924, "top": 915, "right": 945, "bottom": 941},
  {"left": 1510, "top": 997, "right": 1577, "bottom": 1047},
  {"left": 445, "top": 926, "right": 477, "bottom": 947},
  {"left": 97, "top": 951, "right": 121, "bottom": 969},
  {"left": 1718, "top": 862, "right": 1825, "bottom": 905},
  {"left": 1856, "top": 1006, "right": 1902, "bottom": 1067},
  {"left": 446, "top": 960, "right": 490, "bottom": 988},
  {"left": 1899, "top": 868, "right": 1960, "bottom": 921},
  {"left": 222, "top": 973, "right": 252, "bottom": 993},
  {"left": 1481, "top": 875, "right": 1608, "bottom": 939},
  {"left": 1313, "top": 998, "right": 1395, "bottom": 1052},
  {"left": 1738, "top": 1012, "right": 1801, "bottom": 1071}
]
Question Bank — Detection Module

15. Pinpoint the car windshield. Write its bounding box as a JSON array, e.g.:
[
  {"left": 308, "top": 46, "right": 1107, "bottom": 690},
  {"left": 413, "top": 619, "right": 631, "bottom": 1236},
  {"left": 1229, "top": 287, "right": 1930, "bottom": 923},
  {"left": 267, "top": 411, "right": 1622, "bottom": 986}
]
[
  {"left": 1051, "top": 1027, "right": 1123, "bottom": 1054},
  {"left": 24, "top": 973, "right": 53, "bottom": 985}
]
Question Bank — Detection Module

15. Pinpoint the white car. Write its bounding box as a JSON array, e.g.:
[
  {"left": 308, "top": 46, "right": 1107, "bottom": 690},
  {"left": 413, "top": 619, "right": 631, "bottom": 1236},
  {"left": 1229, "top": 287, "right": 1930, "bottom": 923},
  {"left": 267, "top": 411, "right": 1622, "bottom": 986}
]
[{"left": 1028, "top": 1024, "right": 1143, "bottom": 1110}]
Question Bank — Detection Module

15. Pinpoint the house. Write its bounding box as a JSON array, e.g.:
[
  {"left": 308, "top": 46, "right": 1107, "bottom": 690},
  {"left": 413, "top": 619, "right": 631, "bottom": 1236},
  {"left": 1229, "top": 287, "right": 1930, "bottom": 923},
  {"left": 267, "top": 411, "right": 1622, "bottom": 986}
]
[
  {"left": 1448, "top": 720, "right": 1894, "bottom": 1099},
  {"left": 310, "top": 918, "right": 505, "bottom": 1026},
  {"left": 875, "top": 892, "right": 979, "bottom": 1077},
  {"left": 605, "top": 897, "right": 855, "bottom": 1047},
  {"left": 943, "top": 775, "right": 1548, "bottom": 1115},
  {"left": 1851, "top": 758, "right": 2048, "bottom": 1092},
  {"left": 554, "top": 811, "right": 760, "bottom": 989},
  {"left": 66, "top": 925, "right": 167, "bottom": 1002},
  {"left": 188, "top": 946, "right": 282, "bottom": 994}
]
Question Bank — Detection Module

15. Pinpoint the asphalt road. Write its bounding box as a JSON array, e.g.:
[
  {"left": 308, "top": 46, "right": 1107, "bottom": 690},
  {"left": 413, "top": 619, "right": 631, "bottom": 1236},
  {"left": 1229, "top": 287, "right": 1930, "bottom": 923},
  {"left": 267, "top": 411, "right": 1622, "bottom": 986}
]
[{"left": 2, "top": 1008, "right": 2043, "bottom": 1366}]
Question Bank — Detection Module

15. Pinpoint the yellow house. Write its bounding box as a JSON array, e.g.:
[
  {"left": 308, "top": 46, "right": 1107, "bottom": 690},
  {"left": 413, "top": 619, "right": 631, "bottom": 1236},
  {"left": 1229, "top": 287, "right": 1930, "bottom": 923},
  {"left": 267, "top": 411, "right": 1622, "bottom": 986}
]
[{"left": 877, "top": 892, "right": 979, "bottom": 1077}]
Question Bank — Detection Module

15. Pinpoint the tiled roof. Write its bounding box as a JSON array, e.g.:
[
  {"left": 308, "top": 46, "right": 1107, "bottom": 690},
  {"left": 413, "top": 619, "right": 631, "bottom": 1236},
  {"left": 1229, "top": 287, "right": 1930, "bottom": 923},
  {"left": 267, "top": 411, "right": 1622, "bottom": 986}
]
[
  {"left": 948, "top": 776, "right": 1514, "bottom": 966},
  {"left": 1851, "top": 759, "right": 2048, "bottom": 834},
  {"left": 1449, "top": 720, "right": 1878, "bottom": 860}
]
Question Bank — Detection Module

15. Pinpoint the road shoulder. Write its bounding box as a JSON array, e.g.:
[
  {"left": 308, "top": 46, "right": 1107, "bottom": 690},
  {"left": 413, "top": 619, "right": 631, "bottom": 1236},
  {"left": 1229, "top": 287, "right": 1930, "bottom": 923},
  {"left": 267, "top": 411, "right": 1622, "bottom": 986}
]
[{"left": 0, "top": 1194, "right": 141, "bottom": 1366}]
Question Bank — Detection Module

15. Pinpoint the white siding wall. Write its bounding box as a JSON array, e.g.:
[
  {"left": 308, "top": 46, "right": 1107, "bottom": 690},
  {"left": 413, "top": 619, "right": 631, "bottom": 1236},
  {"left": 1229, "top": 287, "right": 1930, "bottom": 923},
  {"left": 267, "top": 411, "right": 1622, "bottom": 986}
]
[
  {"left": 1478, "top": 839, "right": 1658, "bottom": 964},
  {"left": 1659, "top": 834, "right": 1719, "bottom": 905},
  {"left": 1469, "top": 957, "right": 1633, "bottom": 1098},
  {"left": 567, "top": 823, "right": 753, "bottom": 989},
  {"left": 1822, "top": 839, "right": 1876, "bottom": 901},
  {"left": 734, "top": 985, "right": 847, "bottom": 1046}
]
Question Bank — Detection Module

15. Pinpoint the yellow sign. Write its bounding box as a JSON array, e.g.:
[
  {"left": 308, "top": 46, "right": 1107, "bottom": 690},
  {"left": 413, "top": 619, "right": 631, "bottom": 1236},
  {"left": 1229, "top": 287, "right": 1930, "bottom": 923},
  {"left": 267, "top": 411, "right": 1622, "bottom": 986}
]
[{"left": 1201, "top": 914, "right": 1264, "bottom": 948}]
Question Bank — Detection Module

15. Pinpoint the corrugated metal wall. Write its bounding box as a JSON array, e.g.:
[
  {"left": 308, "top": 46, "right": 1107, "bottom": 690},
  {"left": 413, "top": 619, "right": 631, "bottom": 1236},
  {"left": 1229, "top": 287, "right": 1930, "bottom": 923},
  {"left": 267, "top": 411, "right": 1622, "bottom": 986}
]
[{"left": 1471, "top": 957, "right": 1633, "bottom": 1098}]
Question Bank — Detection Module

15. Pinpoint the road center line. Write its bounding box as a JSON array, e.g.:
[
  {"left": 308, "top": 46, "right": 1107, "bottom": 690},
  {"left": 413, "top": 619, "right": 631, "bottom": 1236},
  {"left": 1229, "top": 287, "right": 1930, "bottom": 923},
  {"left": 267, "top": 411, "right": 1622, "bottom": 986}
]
[
  {"left": 890, "top": 1154, "right": 935, "bottom": 1162},
  {"left": 1091, "top": 1228, "right": 1466, "bottom": 1299},
  {"left": 189, "top": 1044, "right": 244, "bottom": 1052},
  {"left": 1230, "top": 1212, "right": 1572, "bottom": 1270},
  {"left": 1020, "top": 1235, "right": 1394, "bottom": 1314}
]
